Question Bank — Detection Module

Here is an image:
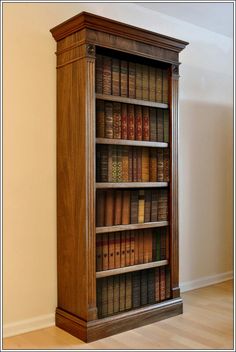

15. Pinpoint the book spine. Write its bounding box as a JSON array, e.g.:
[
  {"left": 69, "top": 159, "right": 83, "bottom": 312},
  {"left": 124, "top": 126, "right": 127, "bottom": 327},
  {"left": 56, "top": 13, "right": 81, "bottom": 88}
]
[
  {"left": 105, "top": 102, "right": 113, "bottom": 139},
  {"left": 96, "top": 235, "right": 103, "bottom": 272},
  {"left": 113, "top": 102, "right": 122, "bottom": 139},
  {"left": 140, "top": 270, "right": 148, "bottom": 305},
  {"left": 128, "top": 62, "right": 136, "bottom": 99},
  {"left": 122, "top": 190, "right": 131, "bottom": 225},
  {"left": 100, "top": 145, "right": 108, "bottom": 182},
  {"left": 151, "top": 190, "right": 158, "bottom": 222},
  {"left": 116, "top": 146, "right": 122, "bottom": 182},
  {"left": 160, "top": 229, "right": 166, "bottom": 260},
  {"left": 148, "top": 269, "right": 155, "bottom": 304},
  {"left": 107, "top": 276, "right": 114, "bottom": 315},
  {"left": 158, "top": 189, "right": 168, "bottom": 221},
  {"left": 144, "top": 190, "right": 151, "bottom": 223},
  {"left": 128, "top": 147, "right": 133, "bottom": 182},
  {"left": 107, "top": 145, "right": 113, "bottom": 182},
  {"left": 135, "top": 63, "right": 142, "bottom": 100},
  {"left": 127, "top": 104, "right": 135, "bottom": 140},
  {"left": 155, "top": 68, "right": 163, "bottom": 103},
  {"left": 114, "top": 190, "right": 122, "bottom": 225},
  {"left": 120, "top": 232, "right": 126, "bottom": 268},
  {"left": 102, "top": 234, "right": 109, "bottom": 271},
  {"left": 97, "top": 279, "right": 102, "bottom": 318},
  {"left": 163, "top": 110, "right": 169, "bottom": 143},
  {"left": 157, "top": 148, "right": 164, "bottom": 182},
  {"left": 112, "top": 146, "right": 117, "bottom": 182},
  {"left": 155, "top": 268, "right": 160, "bottom": 302},
  {"left": 114, "top": 232, "right": 121, "bottom": 269},
  {"left": 135, "top": 105, "right": 143, "bottom": 141},
  {"left": 160, "top": 267, "right": 166, "bottom": 301},
  {"left": 147, "top": 229, "right": 153, "bottom": 262},
  {"left": 132, "top": 271, "right": 141, "bottom": 308},
  {"left": 130, "top": 190, "right": 139, "bottom": 224},
  {"left": 119, "top": 274, "right": 126, "bottom": 311},
  {"left": 137, "top": 148, "right": 142, "bottom": 182},
  {"left": 142, "top": 107, "right": 150, "bottom": 141},
  {"left": 96, "top": 190, "right": 105, "bottom": 227},
  {"left": 105, "top": 190, "right": 114, "bottom": 226},
  {"left": 138, "top": 230, "right": 144, "bottom": 264},
  {"left": 163, "top": 148, "right": 170, "bottom": 182},
  {"left": 96, "top": 100, "right": 105, "bottom": 138},
  {"left": 149, "top": 108, "right": 157, "bottom": 141},
  {"left": 149, "top": 149, "right": 157, "bottom": 182},
  {"left": 152, "top": 230, "right": 156, "bottom": 261},
  {"left": 103, "top": 56, "right": 112, "bottom": 95},
  {"left": 157, "top": 109, "right": 164, "bottom": 142},
  {"left": 120, "top": 60, "right": 128, "bottom": 97},
  {"left": 121, "top": 104, "right": 128, "bottom": 139},
  {"left": 112, "top": 58, "right": 120, "bottom": 96},
  {"left": 130, "top": 230, "right": 135, "bottom": 265},
  {"left": 166, "top": 227, "right": 169, "bottom": 260},
  {"left": 143, "top": 231, "right": 149, "bottom": 264},
  {"left": 125, "top": 231, "right": 131, "bottom": 266},
  {"left": 162, "top": 69, "right": 169, "bottom": 104},
  {"left": 156, "top": 230, "right": 161, "bottom": 261},
  {"left": 113, "top": 275, "right": 120, "bottom": 313},
  {"left": 132, "top": 147, "right": 137, "bottom": 182},
  {"left": 165, "top": 267, "right": 171, "bottom": 299},
  {"left": 108, "top": 233, "right": 115, "bottom": 269},
  {"left": 134, "top": 231, "right": 139, "bottom": 264},
  {"left": 125, "top": 273, "right": 132, "bottom": 310},
  {"left": 95, "top": 54, "right": 103, "bottom": 94},
  {"left": 149, "top": 66, "right": 156, "bottom": 101},
  {"left": 142, "top": 65, "right": 149, "bottom": 100},
  {"left": 101, "top": 278, "right": 108, "bottom": 317},
  {"left": 138, "top": 190, "right": 145, "bottom": 223},
  {"left": 141, "top": 147, "right": 149, "bottom": 182},
  {"left": 122, "top": 146, "right": 129, "bottom": 182}
]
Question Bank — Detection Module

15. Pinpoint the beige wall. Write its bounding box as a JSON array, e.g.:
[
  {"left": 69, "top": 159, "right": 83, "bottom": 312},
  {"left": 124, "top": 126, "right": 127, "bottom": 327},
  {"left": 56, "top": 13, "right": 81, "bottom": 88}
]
[{"left": 3, "top": 2, "right": 233, "bottom": 331}]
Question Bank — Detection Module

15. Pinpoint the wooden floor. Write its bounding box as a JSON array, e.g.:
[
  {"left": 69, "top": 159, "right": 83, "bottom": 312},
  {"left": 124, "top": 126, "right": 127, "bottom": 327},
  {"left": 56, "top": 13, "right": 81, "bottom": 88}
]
[{"left": 3, "top": 280, "right": 234, "bottom": 350}]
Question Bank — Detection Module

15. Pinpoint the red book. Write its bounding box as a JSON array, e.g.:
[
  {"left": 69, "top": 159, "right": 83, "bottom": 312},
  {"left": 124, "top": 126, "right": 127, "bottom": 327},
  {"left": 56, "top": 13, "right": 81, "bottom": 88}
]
[
  {"left": 135, "top": 106, "right": 142, "bottom": 141},
  {"left": 142, "top": 107, "right": 150, "bottom": 141},
  {"left": 113, "top": 102, "right": 121, "bottom": 139},
  {"left": 121, "top": 104, "right": 128, "bottom": 139},
  {"left": 138, "top": 230, "right": 144, "bottom": 264},
  {"left": 134, "top": 231, "right": 139, "bottom": 264},
  {"left": 132, "top": 147, "right": 138, "bottom": 182},
  {"left": 130, "top": 231, "right": 135, "bottom": 265},
  {"left": 127, "top": 105, "right": 135, "bottom": 140},
  {"left": 108, "top": 233, "right": 115, "bottom": 269},
  {"left": 114, "top": 232, "right": 121, "bottom": 268}
]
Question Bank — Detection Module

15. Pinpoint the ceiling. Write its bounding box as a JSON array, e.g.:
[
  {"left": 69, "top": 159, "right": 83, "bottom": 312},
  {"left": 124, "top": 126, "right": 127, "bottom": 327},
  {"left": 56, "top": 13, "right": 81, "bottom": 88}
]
[{"left": 137, "top": 2, "right": 233, "bottom": 38}]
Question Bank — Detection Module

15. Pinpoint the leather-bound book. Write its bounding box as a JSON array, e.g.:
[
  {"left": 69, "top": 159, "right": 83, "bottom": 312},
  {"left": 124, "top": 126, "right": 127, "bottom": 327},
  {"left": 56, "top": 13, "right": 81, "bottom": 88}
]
[
  {"left": 125, "top": 231, "right": 131, "bottom": 266},
  {"left": 156, "top": 230, "right": 161, "bottom": 261},
  {"left": 137, "top": 148, "right": 142, "bottom": 182},
  {"left": 96, "top": 100, "right": 105, "bottom": 138},
  {"left": 152, "top": 230, "right": 156, "bottom": 261},
  {"left": 163, "top": 110, "right": 169, "bottom": 143},
  {"left": 96, "top": 190, "right": 105, "bottom": 227},
  {"left": 151, "top": 190, "right": 158, "bottom": 222},
  {"left": 114, "top": 190, "right": 122, "bottom": 225},
  {"left": 105, "top": 101, "right": 113, "bottom": 139},
  {"left": 142, "top": 147, "right": 149, "bottom": 182},
  {"left": 135, "top": 63, "right": 142, "bottom": 99},
  {"left": 155, "top": 68, "right": 163, "bottom": 103},
  {"left": 134, "top": 231, "right": 139, "bottom": 264},
  {"left": 158, "top": 189, "right": 168, "bottom": 221},
  {"left": 150, "top": 108, "right": 157, "bottom": 141},
  {"left": 132, "top": 271, "right": 141, "bottom": 308},
  {"left": 147, "top": 229, "right": 153, "bottom": 262},
  {"left": 149, "top": 149, "right": 157, "bottom": 182},
  {"left": 119, "top": 274, "right": 126, "bottom": 311},
  {"left": 160, "top": 229, "right": 166, "bottom": 260},
  {"left": 95, "top": 54, "right": 103, "bottom": 94},
  {"left": 96, "top": 279, "right": 102, "bottom": 318},
  {"left": 142, "top": 107, "right": 150, "bottom": 141},
  {"left": 114, "top": 232, "right": 121, "bottom": 268},
  {"left": 155, "top": 268, "right": 160, "bottom": 302},
  {"left": 165, "top": 267, "right": 171, "bottom": 299},
  {"left": 116, "top": 146, "right": 122, "bottom": 182},
  {"left": 132, "top": 147, "right": 138, "bottom": 182},
  {"left": 120, "top": 232, "right": 126, "bottom": 268},
  {"left": 163, "top": 148, "right": 169, "bottom": 182},
  {"left": 122, "top": 191, "right": 131, "bottom": 225},
  {"left": 142, "top": 65, "right": 149, "bottom": 100},
  {"left": 138, "top": 190, "right": 145, "bottom": 223},
  {"left": 107, "top": 276, "right": 114, "bottom": 315},
  {"left": 101, "top": 278, "right": 108, "bottom": 317},
  {"left": 130, "top": 190, "right": 139, "bottom": 224},
  {"left": 166, "top": 227, "right": 169, "bottom": 260},
  {"left": 130, "top": 230, "right": 135, "bottom": 265},
  {"left": 128, "top": 147, "right": 133, "bottom": 182},
  {"left": 105, "top": 190, "right": 114, "bottom": 226},
  {"left": 135, "top": 105, "right": 143, "bottom": 141},
  {"left": 121, "top": 104, "right": 128, "bottom": 139},
  {"left": 100, "top": 145, "right": 108, "bottom": 182},
  {"left": 140, "top": 270, "right": 148, "bottom": 305},
  {"left": 157, "top": 148, "right": 164, "bottom": 182},
  {"left": 127, "top": 104, "right": 135, "bottom": 140},
  {"left": 113, "top": 275, "right": 120, "bottom": 313},
  {"left": 112, "top": 58, "right": 120, "bottom": 96},
  {"left": 144, "top": 190, "right": 151, "bottom": 223},
  {"left": 112, "top": 146, "right": 117, "bottom": 182},
  {"left": 125, "top": 273, "right": 132, "bottom": 310},
  {"left": 162, "top": 69, "right": 169, "bottom": 104},
  {"left": 120, "top": 60, "right": 128, "bottom": 97},
  {"left": 108, "top": 145, "right": 113, "bottom": 182},
  {"left": 102, "top": 234, "right": 109, "bottom": 271},
  {"left": 122, "top": 146, "right": 129, "bottom": 182},
  {"left": 157, "top": 109, "right": 164, "bottom": 142},
  {"left": 138, "top": 230, "right": 144, "bottom": 264},
  {"left": 160, "top": 267, "right": 166, "bottom": 301},
  {"left": 143, "top": 231, "right": 149, "bottom": 264},
  {"left": 147, "top": 269, "right": 155, "bottom": 304},
  {"left": 113, "top": 102, "right": 122, "bottom": 139},
  {"left": 96, "top": 235, "right": 102, "bottom": 272},
  {"left": 128, "top": 62, "right": 136, "bottom": 98},
  {"left": 108, "top": 233, "right": 115, "bottom": 269},
  {"left": 96, "top": 147, "right": 101, "bottom": 182},
  {"left": 103, "top": 56, "right": 112, "bottom": 95},
  {"left": 149, "top": 66, "right": 156, "bottom": 101}
]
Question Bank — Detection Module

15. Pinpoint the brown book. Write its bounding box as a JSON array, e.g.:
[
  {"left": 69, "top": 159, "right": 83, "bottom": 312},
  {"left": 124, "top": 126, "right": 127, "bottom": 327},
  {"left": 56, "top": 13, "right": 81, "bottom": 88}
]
[
  {"left": 122, "top": 146, "right": 129, "bottom": 182},
  {"left": 141, "top": 147, "right": 149, "bottom": 182},
  {"left": 135, "top": 105, "right": 142, "bottom": 140},
  {"left": 99, "top": 145, "right": 108, "bottom": 182},
  {"left": 157, "top": 109, "right": 164, "bottom": 142},
  {"left": 132, "top": 271, "right": 141, "bottom": 308},
  {"left": 113, "top": 275, "right": 120, "bottom": 313},
  {"left": 134, "top": 231, "right": 139, "bottom": 264},
  {"left": 163, "top": 148, "right": 169, "bottom": 182},
  {"left": 96, "top": 147, "right": 101, "bottom": 182},
  {"left": 157, "top": 148, "right": 164, "bottom": 182},
  {"left": 138, "top": 190, "right": 145, "bottom": 223},
  {"left": 116, "top": 146, "right": 122, "bottom": 182},
  {"left": 163, "top": 110, "right": 169, "bottom": 142},
  {"left": 162, "top": 69, "right": 169, "bottom": 104},
  {"left": 114, "top": 190, "right": 122, "bottom": 225},
  {"left": 105, "top": 190, "right": 114, "bottom": 226},
  {"left": 122, "top": 191, "right": 130, "bottom": 225},
  {"left": 107, "top": 276, "right": 114, "bottom": 315},
  {"left": 128, "top": 147, "right": 133, "bottom": 182},
  {"left": 95, "top": 54, "right": 103, "bottom": 94},
  {"left": 97, "top": 279, "right": 102, "bottom": 318},
  {"left": 147, "top": 269, "right": 155, "bottom": 304},
  {"left": 125, "top": 273, "right": 132, "bottom": 309},
  {"left": 108, "top": 233, "right": 115, "bottom": 269},
  {"left": 143, "top": 231, "right": 149, "bottom": 264},
  {"left": 155, "top": 268, "right": 160, "bottom": 302},
  {"left": 166, "top": 227, "right": 169, "bottom": 260},
  {"left": 120, "top": 60, "right": 128, "bottom": 97},
  {"left": 142, "top": 107, "right": 150, "bottom": 141},
  {"left": 130, "top": 231, "right": 135, "bottom": 265},
  {"left": 135, "top": 63, "right": 142, "bottom": 99},
  {"left": 125, "top": 231, "right": 131, "bottom": 266},
  {"left": 113, "top": 102, "right": 122, "bottom": 139},
  {"left": 96, "top": 190, "right": 105, "bottom": 227},
  {"left": 127, "top": 104, "right": 135, "bottom": 140},
  {"left": 96, "top": 100, "right": 105, "bottom": 138},
  {"left": 160, "top": 267, "right": 166, "bottom": 301},
  {"left": 96, "top": 235, "right": 102, "bottom": 272},
  {"left": 147, "top": 229, "right": 153, "bottom": 262},
  {"left": 132, "top": 147, "right": 138, "bottom": 182},
  {"left": 149, "top": 66, "right": 156, "bottom": 101},
  {"left": 137, "top": 148, "right": 142, "bottom": 182},
  {"left": 149, "top": 149, "right": 157, "bottom": 182},
  {"left": 138, "top": 230, "right": 144, "bottom": 264},
  {"left": 152, "top": 230, "right": 156, "bottom": 261},
  {"left": 112, "top": 146, "right": 117, "bottom": 182},
  {"left": 102, "top": 234, "right": 109, "bottom": 271},
  {"left": 140, "top": 270, "right": 148, "bottom": 305},
  {"left": 158, "top": 189, "right": 168, "bottom": 221},
  {"left": 151, "top": 190, "right": 158, "bottom": 222},
  {"left": 119, "top": 274, "right": 126, "bottom": 312},
  {"left": 165, "top": 267, "right": 171, "bottom": 299},
  {"left": 101, "top": 278, "right": 108, "bottom": 317},
  {"left": 108, "top": 146, "right": 113, "bottom": 182},
  {"left": 142, "top": 65, "right": 149, "bottom": 100},
  {"left": 121, "top": 104, "right": 128, "bottom": 139},
  {"left": 150, "top": 108, "right": 157, "bottom": 141},
  {"left": 128, "top": 62, "right": 135, "bottom": 99},
  {"left": 103, "top": 56, "right": 112, "bottom": 95},
  {"left": 120, "top": 232, "right": 126, "bottom": 268},
  {"left": 160, "top": 229, "right": 166, "bottom": 260},
  {"left": 105, "top": 102, "right": 113, "bottom": 139},
  {"left": 144, "top": 190, "right": 151, "bottom": 223},
  {"left": 155, "top": 68, "right": 163, "bottom": 103},
  {"left": 114, "top": 232, "right": 121, "bottom": 268},
  {"left": 112, "top": 58, "right": 120, "bottom": 96},
  {"left": 130, "top": 190, "right": 139, "bottom": 224}
]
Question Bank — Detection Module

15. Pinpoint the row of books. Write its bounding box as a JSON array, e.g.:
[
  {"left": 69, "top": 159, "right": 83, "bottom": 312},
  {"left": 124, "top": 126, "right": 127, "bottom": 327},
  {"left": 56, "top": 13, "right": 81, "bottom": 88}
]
[
  {"left": 96, "top": 189, "right": 168, "bottom": 227},
  {"left": 97, "top": 267, "right": 171, "bottom": 318},
  {"left": 96, "top": 228, "right": 168, "bottom": 271},
  {"left": 95, "top": 54, "right": 169, "bottom": 104},
  {"left": 96, "top": 100, "right": 169, "bottom": 142},
  {"left": 96, "top": 145, "right": 169, "bottom": 183}
]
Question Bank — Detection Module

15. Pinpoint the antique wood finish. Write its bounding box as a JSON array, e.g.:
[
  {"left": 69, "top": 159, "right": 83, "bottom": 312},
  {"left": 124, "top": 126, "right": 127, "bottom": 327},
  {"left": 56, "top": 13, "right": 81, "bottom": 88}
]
[{"left": 51, "top": 11, "right": 188, "bottom": 342}]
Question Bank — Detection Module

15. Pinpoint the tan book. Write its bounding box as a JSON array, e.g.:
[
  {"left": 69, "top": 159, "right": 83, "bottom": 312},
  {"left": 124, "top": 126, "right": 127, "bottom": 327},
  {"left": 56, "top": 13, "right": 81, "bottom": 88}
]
[
  {"left": 138, "top": 190, "right": 145, "bottom": 223},
  {"left": 141, "top": 147, "right": 149, "bottom": 182},
  {"left": 122, "top": 191, "right": 131, "bottom": 225}
]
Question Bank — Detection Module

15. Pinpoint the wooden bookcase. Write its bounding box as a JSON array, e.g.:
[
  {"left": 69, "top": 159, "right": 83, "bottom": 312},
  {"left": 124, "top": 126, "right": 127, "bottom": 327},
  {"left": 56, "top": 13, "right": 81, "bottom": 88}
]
[{"left": 50, "top": 12, "right": 188, "bottom": 342}]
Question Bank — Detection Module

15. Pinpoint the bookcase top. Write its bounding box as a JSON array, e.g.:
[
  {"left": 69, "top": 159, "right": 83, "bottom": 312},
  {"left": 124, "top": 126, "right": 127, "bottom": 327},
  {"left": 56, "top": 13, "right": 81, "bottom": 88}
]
[{"left": 50, "top": 11, "right": 189, "bottom": 53}]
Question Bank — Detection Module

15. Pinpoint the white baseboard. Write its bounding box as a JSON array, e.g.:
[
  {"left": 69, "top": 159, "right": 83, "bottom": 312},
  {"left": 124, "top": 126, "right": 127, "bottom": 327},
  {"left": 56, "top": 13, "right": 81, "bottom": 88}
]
[
  {"left": 3, "top": 271, "right": 233, "bottom": 338},
  {"left": 180, "top": 270, "right": 233, "bottom": 292},
  {"left": 3, "top": 313, "right": 55, "bottom": 338}
]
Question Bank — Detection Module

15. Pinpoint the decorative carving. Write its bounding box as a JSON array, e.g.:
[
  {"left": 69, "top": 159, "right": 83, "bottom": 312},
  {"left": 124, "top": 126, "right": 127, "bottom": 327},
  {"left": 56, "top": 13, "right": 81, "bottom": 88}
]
[
  {"left": 172, "top": 65, "right": 179, "bottom": 75},
  {"left": 86, "top": 44, "right": 96, "bottom": 57}
]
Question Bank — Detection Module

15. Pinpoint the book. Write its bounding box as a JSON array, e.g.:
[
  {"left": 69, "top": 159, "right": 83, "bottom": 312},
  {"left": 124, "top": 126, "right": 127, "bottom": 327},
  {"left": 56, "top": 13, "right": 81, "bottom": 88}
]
[
  {"left": 144, "top": 190, "right": 151, "bottom": 223},
  {"left": 96, "top": 100, "right": 105, "bottom": 138},
  {"left": 151, "top": 190, "right": 158, "bottom": 222},
  {"left": 152, "top": 230, "right": 156, "bottom": 262},
  {"left": 138, "top": 230, "right": 144, "bottom": 264},
  {"left": 108, "top": 233, "right": 115, "bottom": 269},
  {"left": 100, "top": 145, "right": 108, "bottom": 182},
  {"left": 105, "top": 102, "right": 113, "bottom": 139},
  {"left": 141, "top": 270, "right": 148, "bottom": 305},
  {"left": 166, "top": 227, "right": 169, "bottom": 260},
  {"left": 163, "top": 110, "right": 169, "bottom": 143},
  {"left": 149, "top": 149, "right": 157, "bottom": 182},
  {"left": 112, "top": 58, "right": 120, "bottom": 96},
  {"left": 160, "top": 229, "right": 166, "bottom": 260},
  {"left": 162, "top": 69, "right": 169, "bottom": 104},
  {"left": 142, "top": 65, "right": 149, "bottom": 100},
  {"left": 160, "top": 267, "right": 166, "bottom": 301},
  {"left": 132, "top": 271, "right": 141, "bottom": 308},
  {"left": 142, "top": 107, "right": 150, "bottom": 141},
  {"left": 156, "top": 230, "right": 161, "bottom": 261},
  {"left": 155, "top": 268, "right": 160, "bottom": 302},
  {"left": 103, "top": 56, "right": 112, "bottom": 95},
  {"left": 130, "top": 231, "right": 135, "bottom": 265},
  {"left": 95, "top": 54, "right": 103, "bottom": 94},
  {"left": 141, "top": 147, "right": 149, "bottom": 182},
  {"left": 105, "top": 190, "right": 114, "bottom": 226},
  {"left": 122, "top": 191, "right": 131, "bottom": 224},
  {"left": 114, "top": 190, "right": 122, "bottom": 225},
  {"left": 143, "top": 231, "right": 149, "bottom": 264},
  {"left": 101, "top": 278, "right": 108, "bottom": 317},
  {"left": 120, "top": 60, "right": 128, "bottom": 97},
  {"left": 157, "top": 148, "right": 164, "bottom": 182},
  {"left": 121, "top": 104, "right": 128, "bottom": 139},
  {"left": 155, "top": 68, "right": 162, "bottom": 103},
  {"left": 128, "top": 62, "right": 135, "bottom": 99},
  {"left": 134, "top": 231, "right": 139, "bottom": 264},
  {"left": 96, "top": 190, "right": 105, "bottom": 227},
  {"left": 158, "top": 189, "right": 168, "bottom": 221},
  {"left": 150, "top": 108, "right": 157, "bottom": 141},
  {"left": 102, "top": 234, "right": 109, "bottom": 271},
  {"left": 137, "top": 148, "right": 142, "bottom": 182},
  {"left": 107, "top": 146, "right": 113, "bottom": 182},
  {"left": 165, "top": 267, "right": 171, "bottom": 299},
  {"left": 115, "top": 232, "right": 121, "bottom": 268},
  {"left": 157, "top": 109, "right": 164, "bottom": 142},
  {"left": 119, "top": 274, "right": 126, "bottom": 311},
  {"left": 132, "top": 147, "right": 138, "bottom": 182},
  {"left": 125, "top": 231, "right": 131, "bottom": 266},
  {"left": 149, "top": 66, "right": 156, "bottom": 101},
  {"left": 97, "top": 279, "right": 102, "bottom": 318},
  {"left": 148, "top": 269, "right": 155, "bottom": 304},
  {"left": 135, "top": 105, "right": 143, "bottom": 141},
  {"left": 135, "top": 63, "right": 142, "bottom": 99},
  {"left": 96, "top": 235, "right": 102, "bottom": 272},
  {"left": 116, "top": 146, "right": 122, "bottom": 182},
  {"left": 138, "top": 190, "right": 145, "bottom": 223},
  {"left": 163, "top": 148, "right": 169, "bottom": 182},
  {"left": 107, "top": 276, "right": 114, "bottom": 315},
  {"left": 125, "top": 273, "right": 132, "bottom": 309},
  {"left": 113, "top": 275, "right": 120, "bottom": 313},
  {"left": 147, "top": 229, "right": 153, "bottom": 262},
  {"left": 112, "top": 146, "right": 117, "bottom": 182},
  {"left": 128, "top": 147, "right": 133, "bottom": 182},
  {"left": 127, "top": 105, "right": 135, "bottom": 140},
  {"left": 120, "top": 232, "right": 126, "bottom": 268},
  {"left": 113, "top": 102, "right": 122, "bottom": 139}
]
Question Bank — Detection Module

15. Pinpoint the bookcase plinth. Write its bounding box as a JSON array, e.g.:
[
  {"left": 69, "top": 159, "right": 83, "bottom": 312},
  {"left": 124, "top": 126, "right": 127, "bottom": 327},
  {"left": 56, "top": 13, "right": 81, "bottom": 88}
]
[{"left": 56, "top": 297, "right": 183, "bottom": 342}]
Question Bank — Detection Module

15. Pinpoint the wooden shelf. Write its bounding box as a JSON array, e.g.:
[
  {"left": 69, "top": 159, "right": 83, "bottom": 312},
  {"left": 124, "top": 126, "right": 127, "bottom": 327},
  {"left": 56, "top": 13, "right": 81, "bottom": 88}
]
[
  {"left": 96, "top": 182, "right": 168, "bottom": 189},
  {"left": 96, "top": 221, "right": 169, "bottom": 234},
  {"left": 96, "top": 260, "right": 168, "bottom": 278},
  {"left": 96, "top": 138, "right": 168, "bottom": 148},
  {"left": 96, "top": 93, "right": 169, "bottom": 109}
]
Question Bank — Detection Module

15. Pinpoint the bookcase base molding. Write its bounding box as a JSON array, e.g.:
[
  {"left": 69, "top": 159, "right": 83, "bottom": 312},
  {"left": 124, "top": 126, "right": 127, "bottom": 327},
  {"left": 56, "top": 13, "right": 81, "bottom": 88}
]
[{"left": 56, "top": 298, "right": 183, "bottom": 342}]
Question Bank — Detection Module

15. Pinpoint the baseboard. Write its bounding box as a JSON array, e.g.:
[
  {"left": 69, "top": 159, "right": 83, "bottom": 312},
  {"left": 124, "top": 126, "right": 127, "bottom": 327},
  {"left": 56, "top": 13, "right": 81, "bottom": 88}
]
[
  {"left": 3, "top": 313, "right": 55, "bottom": 338},
  {"left": 180, "top": 271, "right": 233, "bottom": 293}
]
